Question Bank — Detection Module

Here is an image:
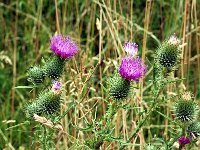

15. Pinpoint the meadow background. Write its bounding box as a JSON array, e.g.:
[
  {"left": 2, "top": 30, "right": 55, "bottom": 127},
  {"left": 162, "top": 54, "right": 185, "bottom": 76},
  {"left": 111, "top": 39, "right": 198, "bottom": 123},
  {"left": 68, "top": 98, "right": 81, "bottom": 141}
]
[{"left": 0, "top": 0, "right": 200, "bottom": 149}]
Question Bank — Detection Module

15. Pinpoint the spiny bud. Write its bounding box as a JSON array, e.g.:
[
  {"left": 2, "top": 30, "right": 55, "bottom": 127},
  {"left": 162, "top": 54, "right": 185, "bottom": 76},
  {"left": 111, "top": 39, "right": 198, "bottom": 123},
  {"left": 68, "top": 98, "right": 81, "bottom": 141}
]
[
  {"left": 24, "top": 82, "right": 62, "bottom": 119},
  {"left": 107, "top": 73, "right": 131, "bottom": 100},
  {"left": 187, "top": 122, "right": 200, "bottom": 138},
  {"left": 27, "top": 66, "right": 45, "bottom": 83},
  {"left": 43, "top": 56, "right": 65, "bottom": 79},
  {"left": 174, "top": 93, "right": 198, "bottom": 122},
  {"left": 157, "top": 34, "right": 181, "bottom": 70}
]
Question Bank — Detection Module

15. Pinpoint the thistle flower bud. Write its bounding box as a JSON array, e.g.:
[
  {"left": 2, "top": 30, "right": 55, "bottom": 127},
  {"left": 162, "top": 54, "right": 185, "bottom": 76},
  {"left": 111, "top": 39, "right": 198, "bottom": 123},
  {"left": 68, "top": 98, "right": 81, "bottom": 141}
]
[
  {"left": 156, "top": 34, "right": 181, "bottom": 69},
  {"left": 187, "top": 122, "right": 200, "bottom": 138},
  {"left": 174, "top": 97, "right": 198, "bottom": 122},
  {"left": 24, "top": 90, "right": 61, "bottom": 119},
  {"left": 107, "top": 73, "right": 131, "bottom": 100},
  {"left": 27, "top": 66, "right": 45, "bottom": 83},
  {"left": 51, "top": 80, "right": 62, "bottom": 94},
  {"left": 178, "top": 136, "right": 191, "bottom": 146},
  {"left": 123, "top": 42, "right": 138, "bottom": 57},
  {"left": 43, "top": 56, "right": 65, "bottom": 79}
]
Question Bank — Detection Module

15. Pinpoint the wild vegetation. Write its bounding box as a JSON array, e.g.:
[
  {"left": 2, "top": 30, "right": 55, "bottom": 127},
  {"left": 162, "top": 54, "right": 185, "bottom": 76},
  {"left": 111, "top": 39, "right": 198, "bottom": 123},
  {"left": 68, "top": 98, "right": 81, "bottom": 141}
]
[{"left": 0, "top": 0, "right": 200, "bottom": 150}]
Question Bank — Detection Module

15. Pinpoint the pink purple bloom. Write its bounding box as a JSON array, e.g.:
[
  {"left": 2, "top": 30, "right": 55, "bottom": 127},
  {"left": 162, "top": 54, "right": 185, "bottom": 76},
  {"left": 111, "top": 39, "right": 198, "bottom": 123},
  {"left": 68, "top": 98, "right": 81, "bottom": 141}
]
[
  {"left": 50, "top": 35, "right": 78, "bottom": 59},
  {"left": 119, "top": 57, "right": 147, "bottom": 81},
  {"left": 178, "top": 136, "right": 191, "bottom": 146},
  {"left": 52, "top": 80, "right": 62, "bottom": 92},
  {"left": 123, "top": 42, "right": 138, "bottom": 57},
  {"left": 168, "top": 34, "right": 180, "bottom": 45}
]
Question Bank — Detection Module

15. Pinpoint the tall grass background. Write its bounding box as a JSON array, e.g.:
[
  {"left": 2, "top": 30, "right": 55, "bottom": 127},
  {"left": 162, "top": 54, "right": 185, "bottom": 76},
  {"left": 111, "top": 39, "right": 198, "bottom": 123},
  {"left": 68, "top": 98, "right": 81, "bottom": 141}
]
[{"left": 0, "top": 0, "right": 200, "bottom": 149}]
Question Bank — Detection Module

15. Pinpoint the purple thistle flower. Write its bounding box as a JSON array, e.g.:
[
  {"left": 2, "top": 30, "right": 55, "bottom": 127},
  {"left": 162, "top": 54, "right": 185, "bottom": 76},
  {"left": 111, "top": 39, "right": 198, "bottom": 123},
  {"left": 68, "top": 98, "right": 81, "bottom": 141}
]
[
  {"left": 123, "top": 42, "right": 138, "bottom": 57},
  {"left": 168, "top": 33, "right": 180, "bottom": 45},
  {"left": 52, "top": 80, "right": 62, "bottom": 92},
  {"left": 50, "top": 35, "right": 78, "bottom": 59},
  {"left": 178, "top": 136, "right": 191, "bottom": 146},
  {"left": 119, "top": 57, "right": 147, "bottom": 81}
]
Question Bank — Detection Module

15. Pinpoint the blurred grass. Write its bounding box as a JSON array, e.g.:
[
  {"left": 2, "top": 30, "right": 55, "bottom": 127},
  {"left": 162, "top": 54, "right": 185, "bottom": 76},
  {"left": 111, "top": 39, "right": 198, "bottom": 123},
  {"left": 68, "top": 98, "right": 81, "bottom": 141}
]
[{"left": 0, "top": 0, "right": 200, "bottom": 149}]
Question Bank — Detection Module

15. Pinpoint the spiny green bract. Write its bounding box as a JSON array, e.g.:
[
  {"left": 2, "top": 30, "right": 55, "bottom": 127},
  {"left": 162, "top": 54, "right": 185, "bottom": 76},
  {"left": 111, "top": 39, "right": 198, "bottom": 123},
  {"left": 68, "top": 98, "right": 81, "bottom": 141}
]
[
  {"left": 43, "top": 56, "right": 65, "bottom": 79},
  {"left": 27, "top": 66, "right": 45, "bottom": 83},
  {"left": 187, "top": 122, "right": 200, "bottom": 138},
  {"left": 156, "top": 38, "right": 180, "bottom": 70},
  {"left": 107, "top": 73, "right": 131, "bottom": 100},
  {"left": 24, "top": 90, "right": 61, "bottom": 119},
  {"left": 174, "top": 99, "right": 198, "bottom": 122}
]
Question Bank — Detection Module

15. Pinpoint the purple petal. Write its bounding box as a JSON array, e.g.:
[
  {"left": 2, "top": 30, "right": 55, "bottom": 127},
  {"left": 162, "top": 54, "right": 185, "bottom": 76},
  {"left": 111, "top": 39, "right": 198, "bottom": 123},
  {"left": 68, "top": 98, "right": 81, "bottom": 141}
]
[
  {"left": 50, "top": 35, "right": 78, "bottom": 59},
  {"left": 119, "top": 57, "right": 147, "bottom": 81},
  {"left": 123, "top": 42, "right": 138, "bottom": 57}
]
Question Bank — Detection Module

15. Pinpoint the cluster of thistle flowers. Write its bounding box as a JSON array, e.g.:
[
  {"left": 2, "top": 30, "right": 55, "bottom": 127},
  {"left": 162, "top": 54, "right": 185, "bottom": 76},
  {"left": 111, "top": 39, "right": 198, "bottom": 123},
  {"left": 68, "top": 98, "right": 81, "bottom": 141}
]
[
  {"left": 25, "top": 35, "right": 78, "bottom": 118},
  {"left": 107, "top": 42, "right": 147, "bottom": 100},
  {"left": 174, "top": 91, "right": 200, "bottom": 147}
]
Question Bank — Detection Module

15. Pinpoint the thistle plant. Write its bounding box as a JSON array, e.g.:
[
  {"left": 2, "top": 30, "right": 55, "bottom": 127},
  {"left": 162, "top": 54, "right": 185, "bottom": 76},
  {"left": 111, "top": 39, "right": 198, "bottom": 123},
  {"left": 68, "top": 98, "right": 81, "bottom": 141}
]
[
  {"left": 23, "top": 33, "right": 199, "bottom": 150},
  {"left": 107, "top": 42, "right": 147, "bottom": 101},
  {"left": 24, "top": 34, "right": 79, "bottom": 149}
]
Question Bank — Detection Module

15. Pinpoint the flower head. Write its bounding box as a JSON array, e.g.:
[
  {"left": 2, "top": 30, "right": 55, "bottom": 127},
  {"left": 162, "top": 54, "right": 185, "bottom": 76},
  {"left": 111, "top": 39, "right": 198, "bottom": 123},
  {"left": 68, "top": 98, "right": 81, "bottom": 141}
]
[
  {"left": 123, "top": 42, "right": 138, "bottom": 57},
  {"left": 50, "top": 35, "right": 78, "bottom": 59},
  {"left": 52, "top": 80, "right": 62, "bottom": 90},
  {"left": 168, "top": 34, "right": 180, "bottom": 45},
  {"left": 178, "top": 136, "right": 191, "bottom": 146},
  {"left": 119, "top": 57, "right": 147, "bottom": 81},
  {"left": 52, "top": 80, "right": 62, "bottom": 92}
]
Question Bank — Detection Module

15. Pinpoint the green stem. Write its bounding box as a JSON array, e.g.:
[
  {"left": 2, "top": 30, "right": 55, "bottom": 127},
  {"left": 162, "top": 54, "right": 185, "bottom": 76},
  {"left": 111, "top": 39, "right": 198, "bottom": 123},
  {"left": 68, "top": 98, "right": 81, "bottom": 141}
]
[
  {"left": 120, "top": 86, "right": 162, "bottom": 150},
  {"left": 43, "top": 126, "right": 47, "bottom": 150},
  {"left": 120, "top": 63, "right": 164, "bottom": 150}
]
